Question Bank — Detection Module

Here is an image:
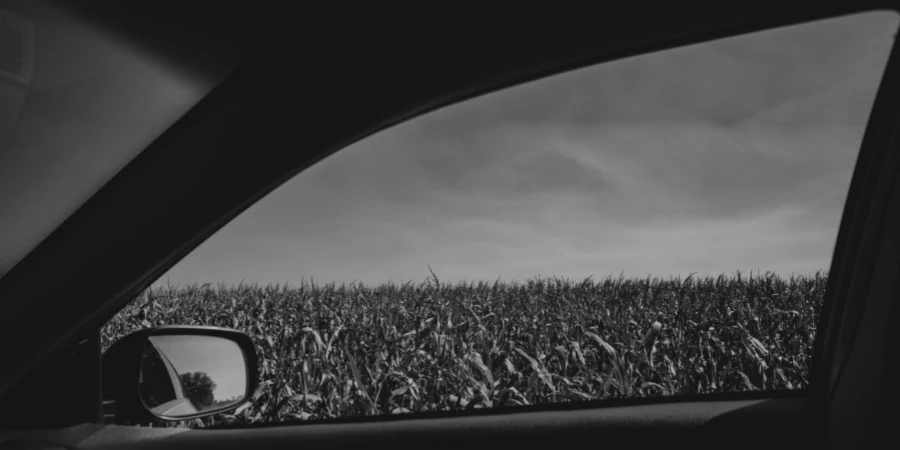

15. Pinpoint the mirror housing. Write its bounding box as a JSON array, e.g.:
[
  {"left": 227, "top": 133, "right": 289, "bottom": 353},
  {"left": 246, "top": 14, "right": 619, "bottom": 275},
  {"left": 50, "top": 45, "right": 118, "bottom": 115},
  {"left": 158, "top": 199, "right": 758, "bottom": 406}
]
[{"left": 102, "top": 325, "right": 258, "bottom": 424}]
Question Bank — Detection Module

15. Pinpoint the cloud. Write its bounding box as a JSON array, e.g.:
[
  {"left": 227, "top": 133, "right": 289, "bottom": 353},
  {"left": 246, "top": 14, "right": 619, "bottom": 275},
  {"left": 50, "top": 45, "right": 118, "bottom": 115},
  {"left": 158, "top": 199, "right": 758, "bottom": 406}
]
[{"left": 157, "top": 11, "right": 898, "bottom": 287}]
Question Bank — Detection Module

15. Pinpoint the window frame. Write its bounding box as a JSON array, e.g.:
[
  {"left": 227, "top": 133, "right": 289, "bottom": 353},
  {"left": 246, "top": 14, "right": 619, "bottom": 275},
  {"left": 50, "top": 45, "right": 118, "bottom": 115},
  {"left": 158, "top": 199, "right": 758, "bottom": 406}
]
[{"left": 0, "top": 5, "right": 897, "bottom": 435}]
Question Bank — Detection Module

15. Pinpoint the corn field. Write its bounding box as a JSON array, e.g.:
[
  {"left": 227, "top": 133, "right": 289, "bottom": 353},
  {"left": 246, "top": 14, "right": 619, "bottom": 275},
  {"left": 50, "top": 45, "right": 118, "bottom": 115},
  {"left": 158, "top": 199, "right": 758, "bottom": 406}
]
[{"left": 102, "top": 271, "right": 826, "bottom": 426}]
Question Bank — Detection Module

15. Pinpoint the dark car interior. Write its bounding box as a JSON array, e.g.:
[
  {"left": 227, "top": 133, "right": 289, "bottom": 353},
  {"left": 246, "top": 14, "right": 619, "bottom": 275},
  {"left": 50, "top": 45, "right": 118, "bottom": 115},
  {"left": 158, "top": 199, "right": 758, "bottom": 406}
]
[{"left": 1, "top": 1, "right": 899, "bottom": 449}]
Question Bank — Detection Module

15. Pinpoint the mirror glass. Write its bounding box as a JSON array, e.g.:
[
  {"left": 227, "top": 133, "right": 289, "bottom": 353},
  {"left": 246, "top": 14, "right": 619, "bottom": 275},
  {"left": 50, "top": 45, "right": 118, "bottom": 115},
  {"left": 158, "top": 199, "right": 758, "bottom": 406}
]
[{"left": 139, "top": 334, "right": 248, "bottom": 418}]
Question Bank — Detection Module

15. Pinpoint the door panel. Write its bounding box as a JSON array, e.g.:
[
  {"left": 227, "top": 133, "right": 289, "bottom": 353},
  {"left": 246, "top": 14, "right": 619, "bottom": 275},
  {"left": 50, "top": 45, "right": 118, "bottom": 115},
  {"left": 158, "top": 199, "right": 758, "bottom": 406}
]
[{"left": 0, "top": 398, "right": 808, "bottom": 450}]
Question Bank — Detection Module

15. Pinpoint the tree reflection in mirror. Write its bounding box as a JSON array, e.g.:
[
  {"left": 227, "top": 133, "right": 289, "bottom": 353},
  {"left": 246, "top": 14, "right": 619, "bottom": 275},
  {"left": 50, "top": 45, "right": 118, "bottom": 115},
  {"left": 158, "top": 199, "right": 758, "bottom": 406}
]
[{"left": 139, "top": 335, "right": 248, "bottom": 418}]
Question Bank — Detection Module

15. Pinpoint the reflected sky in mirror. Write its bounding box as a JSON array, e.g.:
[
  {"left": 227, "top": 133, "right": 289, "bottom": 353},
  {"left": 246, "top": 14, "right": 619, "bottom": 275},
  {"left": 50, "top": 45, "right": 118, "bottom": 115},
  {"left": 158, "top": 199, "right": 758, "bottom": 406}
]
[{"left": 147, "top": 335, "right": 247, "bottom": 404}]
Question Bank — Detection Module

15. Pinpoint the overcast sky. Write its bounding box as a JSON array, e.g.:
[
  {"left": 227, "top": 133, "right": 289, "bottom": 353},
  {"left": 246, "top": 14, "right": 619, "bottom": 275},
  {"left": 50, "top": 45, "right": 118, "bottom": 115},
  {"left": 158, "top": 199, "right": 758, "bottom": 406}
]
[{"left": 158, "top": 12, "right": 898, "bottom": 287}]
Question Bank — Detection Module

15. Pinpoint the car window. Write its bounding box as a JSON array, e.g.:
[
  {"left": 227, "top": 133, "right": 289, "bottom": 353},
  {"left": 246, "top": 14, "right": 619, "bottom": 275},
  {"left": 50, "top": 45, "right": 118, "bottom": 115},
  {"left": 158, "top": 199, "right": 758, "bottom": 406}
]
[{"left": 104, "top": 11, "right": 898, "bottom": 426}]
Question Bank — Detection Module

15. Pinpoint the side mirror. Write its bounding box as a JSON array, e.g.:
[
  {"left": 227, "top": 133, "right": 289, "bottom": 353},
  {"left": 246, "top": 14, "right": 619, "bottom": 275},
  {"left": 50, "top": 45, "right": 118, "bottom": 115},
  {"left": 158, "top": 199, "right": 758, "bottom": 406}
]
[{"left": 102, "top": 326, "right": 258, "bottom": 424}]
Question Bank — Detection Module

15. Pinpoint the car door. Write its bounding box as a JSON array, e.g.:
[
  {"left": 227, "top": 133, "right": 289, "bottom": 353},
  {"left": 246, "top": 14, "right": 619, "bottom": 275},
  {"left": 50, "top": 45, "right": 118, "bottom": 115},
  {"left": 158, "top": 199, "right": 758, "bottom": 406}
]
[{"left": 1, "top": 2, "right": 899, "bottom": 450}]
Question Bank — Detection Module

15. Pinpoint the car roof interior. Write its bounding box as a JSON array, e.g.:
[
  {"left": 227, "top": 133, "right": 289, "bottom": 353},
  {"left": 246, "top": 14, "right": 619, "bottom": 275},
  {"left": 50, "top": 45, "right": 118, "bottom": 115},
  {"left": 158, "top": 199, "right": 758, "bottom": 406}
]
[{"left": 1, "top": 1, "right": 899, "bottom": 449}]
